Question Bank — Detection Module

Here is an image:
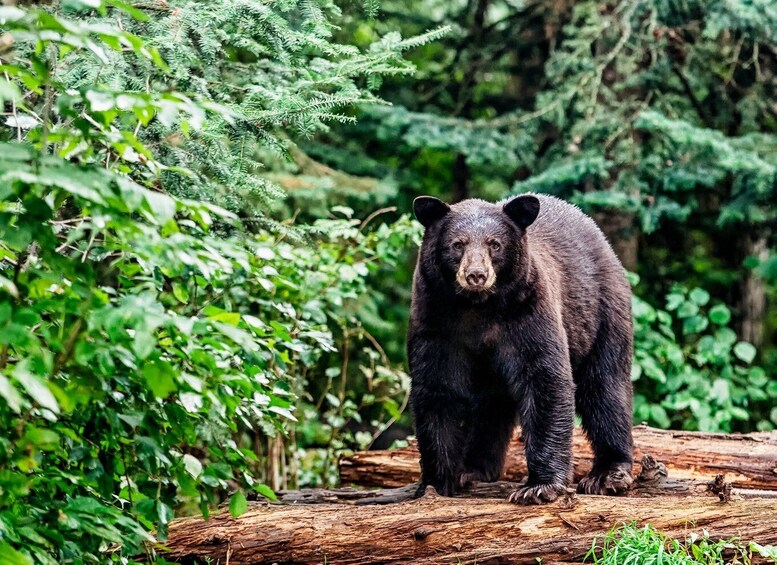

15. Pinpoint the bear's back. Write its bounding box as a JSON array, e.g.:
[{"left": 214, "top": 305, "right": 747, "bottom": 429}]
[
  {"left": 521, "top": 193, "right": 624, "bottom": 280},
  {"left": 516, "top": 194, "right": 631, "bottom": 365}
]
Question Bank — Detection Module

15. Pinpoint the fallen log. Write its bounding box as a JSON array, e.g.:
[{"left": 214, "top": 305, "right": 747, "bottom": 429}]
[
  {"left": 339, "top": 425, "right": 777, "bottom": 490},
  {"left": 278, "top": 455, "right": 777, "bottom": 505},
  {"left": 163, "top": 490, "right": 777, "bottom": 564}
]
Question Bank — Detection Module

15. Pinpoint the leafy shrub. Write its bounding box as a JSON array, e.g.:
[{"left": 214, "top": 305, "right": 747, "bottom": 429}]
[
  {"left": 632, "top": 275, "right": 775, "bottom": 432},
  {"left": 0, "top": 1, "right": 431, "bottom": 562}
]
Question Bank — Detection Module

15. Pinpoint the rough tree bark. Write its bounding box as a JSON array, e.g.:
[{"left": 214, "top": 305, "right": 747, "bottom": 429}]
[
  {"left": 739, "top": 233, "right": 769, "bottom": 348},
  {"left": 162, "top": 490, "right": 777, "bottom": 565},
  {"left": 158, "top": 431, "right": 777, "bottom": 564},
  {"left": 339, "top": 425, "right": 777, "bottom": 490}
]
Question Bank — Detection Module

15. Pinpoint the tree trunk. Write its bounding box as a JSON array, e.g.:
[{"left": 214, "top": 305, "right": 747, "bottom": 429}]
[
  {"left": 162, "top": 491, "right": 777, "bottom": 564},
  {"left": 452, "top": 153, "right": 470, "bottom": 202},
  {"left": 739, "top": 233, "right": 769, "bottom": 348},
  {"left": 339, "top": 425, "right": 777, "bottom": 490}
]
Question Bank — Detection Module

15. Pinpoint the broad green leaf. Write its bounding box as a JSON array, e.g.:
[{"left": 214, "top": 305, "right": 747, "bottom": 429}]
[
  {"left": 688, "top": 287, "right": 710, "bottom": 306},
  {"left": 144, "top": 190, "right": 176, "bottom": 224},
  {"left": 733, "top": 342, "right": 757, "bottom": 364},
  {"left": 708, "top": 304, "right": 731, "bottom": 325},
  {"left": 0, "top": 542, "right": 32, "bottom": 565},
  {"left": 106, "top": 0, "right": 150, "bottom": 21},
  {"left": 268, "top": 405, "right": 297, "bottom": 422},
  {"left": 183, "top": 454, "right": 203, "bottom": 478},
  {"left": 0, "top": 373, "right": 23, "bottom": 412},
  {"left": 650, "top": 405, "right": 671, "bottom": 428},
  {"left": 229, "top": 491, "right": 248, "bottom": 518},
  {"left": 676, "top": 301, "right": 698, "bottom": 318},
  {"left": 0, "top": 78, "right": 21, "bottom": 106},
  {"left": 142, "top": 360, "right": 177, "bottom": 398},
  {"left": 0, "top": 7, "right": 25, "bottom": 23},
  {"left": 13, "top": 363, "right": 59, "bottom": 415},
  {"left": 23, "top": 427, "right": 60, "bottom": 451},
  {"left": 172, "top": 282, "right": 190, "bottom": 303},
  {"left": 709, "top": 379, "right": 729, "bottom": 403},
  {"left": 254, "top": 483, "right": 277, "bottom": 501}
]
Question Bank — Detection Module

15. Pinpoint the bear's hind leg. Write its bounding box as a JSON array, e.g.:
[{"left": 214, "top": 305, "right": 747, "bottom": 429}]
[
  {"left": 459, "top": 394, "right": 515, "bottom": 487},
  {"left": 575, "top": 321, "right": 634, "bottom": 496}
]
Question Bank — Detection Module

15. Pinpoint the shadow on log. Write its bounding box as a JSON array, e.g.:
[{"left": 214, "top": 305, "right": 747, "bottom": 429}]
[{"left": 339, "top": 425, "right": 777, "bottom": 490}]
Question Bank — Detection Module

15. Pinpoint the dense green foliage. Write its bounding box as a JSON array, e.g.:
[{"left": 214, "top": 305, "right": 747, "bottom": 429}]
[
  {"left": 0, "top": 1, "right": 430, "bottom": 561},
  {"left": 632, "top": 278, "right": 773, "bottom": 430},
  {"left": 0, "top": 0, "right": 775, "bottom": 562}
]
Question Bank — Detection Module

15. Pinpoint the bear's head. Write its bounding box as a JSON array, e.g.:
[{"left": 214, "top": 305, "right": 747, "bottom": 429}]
[{"left": 413, "top": 195, "right": 540, "bottom": 302}]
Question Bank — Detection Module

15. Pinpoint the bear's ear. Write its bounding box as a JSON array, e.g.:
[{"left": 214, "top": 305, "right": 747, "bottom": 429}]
[
  {"left": 503, "top": 195, "right": 540, "bottom": 230},
  {"left": 413, "top": 196, "right": 450, "bottom": 228}
]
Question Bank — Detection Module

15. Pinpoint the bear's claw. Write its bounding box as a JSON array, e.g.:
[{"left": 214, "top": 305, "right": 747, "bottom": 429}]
[
  {"left": 577, "top": 464, "right": 633, "bottom": 495},
  {"left": 507, "top": 482, "right": 567, "bottom": 505}
]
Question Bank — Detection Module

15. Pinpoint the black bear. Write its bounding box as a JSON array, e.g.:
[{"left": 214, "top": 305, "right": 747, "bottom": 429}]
[{"left": 407, "top": 194, "right": 634, "bottom": 504}]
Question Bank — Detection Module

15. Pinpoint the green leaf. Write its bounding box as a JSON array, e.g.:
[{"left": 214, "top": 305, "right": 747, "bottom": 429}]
[
  {"left": 229, "top": 491, "right": 248, "bottom": 518},
  {"left": 142, "top": 359, "right": 177, "bottom": 398},
  {"left": 204, "top": 306, "right": 240, "bottom": 326},
  {"left": 268, "top": 405, "right": 298, "bottom": 422},
  {"left": 708, "top": 304, "right": 731, "bottom": 325},
  {"left": 183, "top": 454, "right": 203, "bottom": 478},
  {"left": 0, "top": 7, "right": 25, "bottom": 23},
  {"left": 172, "top": 282, "right": 190, "bottom": 303},
  {"left": 709, "top": 379, "right": 730, "bottom": 403},
  {"left": 0, "top": 373, "right": 23, "bottom": 413},
  {"left": 0, "top": 78, "right": 21, "bottom": 107},
  {"left": 0, "top": 542, "right": 32, "bottom": 565},
  {"left": 23, "top": 427, "right": 60, "bottom": 451},
  {"left": 254, "top": 483, "right": 277, "bottom": 501},
  {"left": 688, "top": 287, "right": 710, "bottom": 306},
  {"left": 733, "top": 342, "right": 757, "bottom": 364},
  {"left": 13, "top": 363, "right": 59, "bottom": 415},
  {"left": 157, "top": 500, "right": 174, "bottom": 526},
  {"left": 676, "top": 301, "right": 698, "bottom": 318},
  {"left": 650, "top": 405, "right": 671, "bottom": 428},
  {"left": 144, "top": 190, "right": 177, "bottom": 224}
]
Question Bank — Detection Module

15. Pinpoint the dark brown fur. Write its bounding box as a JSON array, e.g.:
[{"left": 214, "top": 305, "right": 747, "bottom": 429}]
[{"left": 408, "top": 194, "right": 634, "bottom": 504}]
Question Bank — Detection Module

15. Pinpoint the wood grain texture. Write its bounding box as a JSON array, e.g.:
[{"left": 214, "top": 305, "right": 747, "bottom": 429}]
[
  {"left": 163, "top": 492, "right": 777, "bottom": 564},
  {"left": 339, "top": 425, "right": 777, "bottom": 490}
]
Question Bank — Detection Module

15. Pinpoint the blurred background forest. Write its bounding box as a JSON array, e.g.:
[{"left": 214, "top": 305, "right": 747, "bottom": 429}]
[{"left": 0, "top": 0, "right": 775, "bottom": 562}]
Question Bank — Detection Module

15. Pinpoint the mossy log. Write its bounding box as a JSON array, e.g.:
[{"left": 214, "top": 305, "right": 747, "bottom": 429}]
[{"left": 339, "top": 425, "right": 777, "bottom": 490}]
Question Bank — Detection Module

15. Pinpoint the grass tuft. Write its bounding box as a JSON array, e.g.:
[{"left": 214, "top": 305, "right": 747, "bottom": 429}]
[{"left": 584, "top": 522, "right": 777, "bottom": 565}]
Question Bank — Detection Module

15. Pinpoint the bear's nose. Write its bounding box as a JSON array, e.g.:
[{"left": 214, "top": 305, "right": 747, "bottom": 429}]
[{"left": 466, "top": 269, "right": 487, "bottom": 286}]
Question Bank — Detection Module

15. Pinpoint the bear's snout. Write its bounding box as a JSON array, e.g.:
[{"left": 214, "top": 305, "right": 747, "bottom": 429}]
[
  {"left": 456, "top": 250, "right": 496, "bottom": 293},
  {"left": 466, "top": 269, "right": 487, "bottom": 286}
]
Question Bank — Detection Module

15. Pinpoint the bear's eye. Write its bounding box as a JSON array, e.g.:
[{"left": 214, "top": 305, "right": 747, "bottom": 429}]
[
  {"left": 490, "top": 240, "right": 501, "bottom": 251},
  {"left": 452, "top": 241, "right": 464, "bottom": 251}
]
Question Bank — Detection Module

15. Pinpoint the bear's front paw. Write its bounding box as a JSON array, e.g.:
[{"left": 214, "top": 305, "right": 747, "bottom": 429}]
[
  {"left": 507, "top": 482, "right": 567, "bottom": 505},
  {"left": 577, "top": 464, "right": 633, "bottom": 495}
]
